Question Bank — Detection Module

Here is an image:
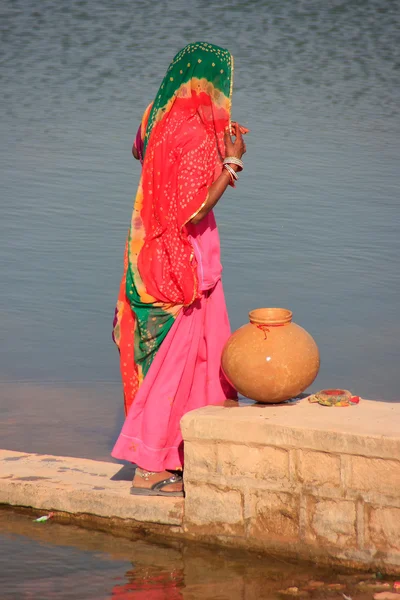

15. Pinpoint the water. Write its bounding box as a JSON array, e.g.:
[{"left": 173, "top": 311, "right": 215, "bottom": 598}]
[
  {"left": 0, "top": 509, "right": 386, "bottom": 599},
  {"left": 1, "top": 2, "right": 400, "bottom": 456}
]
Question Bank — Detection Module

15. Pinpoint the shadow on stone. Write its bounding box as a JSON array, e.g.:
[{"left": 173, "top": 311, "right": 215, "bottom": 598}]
[{"left": 110, "top": 464, "right": 136, "bottom": 481}]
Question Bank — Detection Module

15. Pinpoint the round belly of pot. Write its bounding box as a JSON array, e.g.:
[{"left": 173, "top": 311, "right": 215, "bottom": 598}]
[{"left": 221, "top": 308, "right": 320, "bottom": 404}]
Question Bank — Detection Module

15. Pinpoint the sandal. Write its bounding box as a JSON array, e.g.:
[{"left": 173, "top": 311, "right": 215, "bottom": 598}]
[{"left": 130, "top": 473, "right": 184, "bottom": 497}]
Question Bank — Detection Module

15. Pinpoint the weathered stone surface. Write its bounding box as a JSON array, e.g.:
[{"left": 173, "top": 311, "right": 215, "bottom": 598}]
[
  {"left": 306, "top": 498, "right": 357, "bottom": 547},
  {"left": 180, "top": 400, "right": 400, "bottom": 459},
  {"left": 184, "top": 441, "right": 217, "bottom": 476},
  {"left": 297, "top": 450, "right": 341, "bottom": 488},
  {"left": 349, "top": 456, "right": 400, "bottom": 496},
  {"left": 184, "top": 483, "right": 244, "bottom": 536},
  {"left": 357, "top": 582, "right": 391, "bottom": 590},
  {"left": 304, "top": 581, "right": 325, "bottom": 590},
  {"left": 0, "top": 449, "right": 183, "bottom": 525},
  {"left": 217, "top": 444, "right": 289, "bottom": 481},
  {"left": 367, "top": 505, "right": 400, "bottom": 551},
  {"left": 246, "top": 491, "right": 300, "bottom": 541},
  {"left": 326, "top": 583, "right": 346, "bottom": 590}
]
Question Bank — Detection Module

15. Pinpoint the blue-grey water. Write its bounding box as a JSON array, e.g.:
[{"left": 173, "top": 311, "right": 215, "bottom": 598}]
[
  {"left": 0, "top": 509, "right": 380, "bottom": 599},
  {"left": 1, "top": 0, "right": 400, "bottom": 461}
]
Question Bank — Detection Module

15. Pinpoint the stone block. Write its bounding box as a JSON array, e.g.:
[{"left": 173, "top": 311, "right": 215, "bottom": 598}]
[
  {"left": 367, "top": 505, "right": 400, "bottom": 551},
  {"left": 348, "top": 457, "right": 400, "bottom": 497},
  {"left": 306, "top": 498, "right": 357, "bottom": 547},
  {"left": 184, "top": 441, "right": 217, "bottom": 476},
  {"left": 217, "top": 444, "right": 289, "bottom": 482},
  {"left": 184, "top": 483, "right": 245, "bottom": 536},
  {"left": 181, "top": 402, "right": 400, "bottom": 461},
  {"left": 297, "top": 450, "right": 341, "bottom": 488},
  {"left": 246, "top": 491, "right": 300, "bottom": 542},
  {"left": 0, "top": 451, "right": 184, "bottom": 525}
]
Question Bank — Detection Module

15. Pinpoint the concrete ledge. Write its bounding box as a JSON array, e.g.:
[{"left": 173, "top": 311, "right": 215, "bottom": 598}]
[
  {"left": 0, "top": 450, "right": 183, "bottom": 527},
  {"left": 181, "top": 399, "right": 400, "bottom": 458},
  {"left": 181, "top": 398, "right": 400, "bottom": 573}
]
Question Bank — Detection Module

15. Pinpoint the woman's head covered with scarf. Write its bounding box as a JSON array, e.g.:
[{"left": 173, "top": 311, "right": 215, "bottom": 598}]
[{"left": 130, "top": 42, "right": 234, "bottom": 307}]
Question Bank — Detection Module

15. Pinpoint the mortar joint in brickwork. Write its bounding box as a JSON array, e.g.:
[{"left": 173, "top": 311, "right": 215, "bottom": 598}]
[
  {"left": 298, "top": 494, "right": 309, "bottom": 541},
  {"left": 356, "top": 498, "right": 365, "bottom": 550},
  {"left": 186, "top": 480, "right": 240, "bottom": 497},
  {"left": 340, "top": 454, "right": 351, "bottom": 490},
  {"left": 288, "top": 448, "right": 297, "bottom": 482},
  {"left": 201, "top": 473, "right": 296, "bottom": 494}
]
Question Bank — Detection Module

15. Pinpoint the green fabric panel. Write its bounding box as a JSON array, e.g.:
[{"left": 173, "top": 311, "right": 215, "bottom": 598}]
[
  {"left": 125, "top": 264, "right": 176, "bottom": 378},
  {"left": 144, "top": 41, "right": 232, "bottom": 154}
]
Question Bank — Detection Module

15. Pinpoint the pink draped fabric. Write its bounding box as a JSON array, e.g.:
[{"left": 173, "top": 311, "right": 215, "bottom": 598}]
[
  {"left": 186, "top": 211, "right": 222, "bottom": 291},
  {"left": 111, "top": 212, "right": 235, "bottom": 471}
]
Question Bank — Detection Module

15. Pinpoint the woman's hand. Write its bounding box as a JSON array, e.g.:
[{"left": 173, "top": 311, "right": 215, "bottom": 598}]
[
  {"left": 231, "top": 122, "right": 249, "bottom": 136},
  {"left": 224, "top": 122, "right": 248, "bottom": 160}
]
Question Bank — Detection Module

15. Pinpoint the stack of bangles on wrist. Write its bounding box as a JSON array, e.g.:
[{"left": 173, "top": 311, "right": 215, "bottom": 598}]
[{"left": 223, "top": 156, "right": 244, "bottom": 187}]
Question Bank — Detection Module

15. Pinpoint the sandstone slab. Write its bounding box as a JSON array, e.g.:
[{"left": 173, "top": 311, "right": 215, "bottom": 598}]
[
  {"left": 0, "top": 449, "right": 183, "bottom": 526},
  {"left": 181, "top": 398, "right": 400, "bottom": 459}
]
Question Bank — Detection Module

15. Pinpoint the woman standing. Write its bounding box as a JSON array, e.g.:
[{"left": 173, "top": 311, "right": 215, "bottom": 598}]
[{"left": 112, "top": 42, "right": 248, "bottom": 496}]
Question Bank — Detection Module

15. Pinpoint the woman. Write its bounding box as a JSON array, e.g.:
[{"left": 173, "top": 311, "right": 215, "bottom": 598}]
[{"left": 112, "top": 42, "right": 248, "bottom": 497}]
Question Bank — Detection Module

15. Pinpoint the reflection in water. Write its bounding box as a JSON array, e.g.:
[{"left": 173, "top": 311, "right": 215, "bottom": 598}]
[
  {"left": 0, "top": 509, "right": 383, "bottom": 600},
  {"left": 111, "top": 570, "right": 184, "bottom": 599}
]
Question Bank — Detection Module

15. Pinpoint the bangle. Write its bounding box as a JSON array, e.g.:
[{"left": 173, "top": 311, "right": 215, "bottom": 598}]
[
  {"left": 223, "top": 156, "right": 244, "bottom": 171},
  {"left": 222, "top": 164, "right": 235, "bottom": 186},
  {"left": 224, "top": 163, "right": 238, "bottom": 181},
  {"left": 223, "top": 163, "right": 238, "bottom": 187}
]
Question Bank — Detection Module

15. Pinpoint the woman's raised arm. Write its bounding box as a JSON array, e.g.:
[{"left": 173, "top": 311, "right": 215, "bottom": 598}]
[{"left": 191, "top": 123, "right": 247, "bottom": 224}]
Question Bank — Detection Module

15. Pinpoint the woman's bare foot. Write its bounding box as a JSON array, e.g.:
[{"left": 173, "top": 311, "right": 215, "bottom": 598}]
[{"left": 132, "top": 468, "right": 183, "bottom": 495}]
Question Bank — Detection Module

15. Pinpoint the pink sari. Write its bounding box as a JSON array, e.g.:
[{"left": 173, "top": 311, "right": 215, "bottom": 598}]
[{"left": 112, "top": 210, "right": 235, "bottom": 471}]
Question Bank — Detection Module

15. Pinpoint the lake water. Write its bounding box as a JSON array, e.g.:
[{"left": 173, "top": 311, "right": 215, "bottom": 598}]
[
  {"left": 0, "top": 508, "right": 389, "bottom": 600},
  {"left": 1, "top": 1, "right": 399, "bottom": 453}
]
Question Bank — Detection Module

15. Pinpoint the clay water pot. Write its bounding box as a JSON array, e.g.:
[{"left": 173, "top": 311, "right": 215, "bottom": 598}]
[{"left": 221, "top": 308, "right": 320, "bottom": 403}]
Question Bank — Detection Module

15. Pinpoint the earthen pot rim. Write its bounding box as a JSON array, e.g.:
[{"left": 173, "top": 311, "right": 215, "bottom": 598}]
[{"left": 249, "top": 307, "right": 293, "bottom": 326}]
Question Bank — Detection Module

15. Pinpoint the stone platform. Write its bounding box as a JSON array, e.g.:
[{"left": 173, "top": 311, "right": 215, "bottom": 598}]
[
  {"left": 181, "top": 398, "right": 400, "bottom": 573},
  {"left": 1, "top": 397, "right": 399, "bottom": 573},
  {"left": 0, "top": 450, "right": 183, "bottom": 528}
]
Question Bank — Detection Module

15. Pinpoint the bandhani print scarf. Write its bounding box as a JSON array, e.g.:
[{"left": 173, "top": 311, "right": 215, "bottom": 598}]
[{"left": 113, "top": 42, "right": 233, "bottom": 414}]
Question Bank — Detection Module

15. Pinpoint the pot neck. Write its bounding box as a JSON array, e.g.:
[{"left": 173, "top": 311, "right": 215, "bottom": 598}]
[{"left": 249, "top": 308, "right": 293, "bottom": 326}]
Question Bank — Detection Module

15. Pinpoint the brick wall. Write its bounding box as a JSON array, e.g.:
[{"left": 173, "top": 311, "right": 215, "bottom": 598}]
[{"left": 181, "top": 404, "right": 400, "bottom": 573}]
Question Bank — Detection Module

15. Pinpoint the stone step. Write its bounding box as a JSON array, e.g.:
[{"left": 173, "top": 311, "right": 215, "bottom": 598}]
[{"left": 0, "top": 449, "right": 183, "bottom": 526}]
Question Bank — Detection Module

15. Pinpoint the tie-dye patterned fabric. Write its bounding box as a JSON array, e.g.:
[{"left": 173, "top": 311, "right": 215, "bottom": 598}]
[{"left": 113, "top": 42, "right": 233, "bottom": 414}]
